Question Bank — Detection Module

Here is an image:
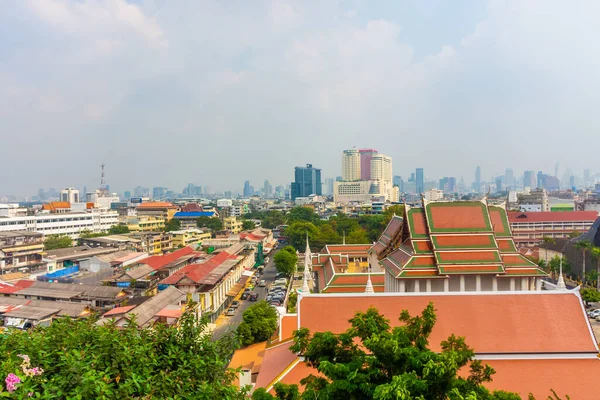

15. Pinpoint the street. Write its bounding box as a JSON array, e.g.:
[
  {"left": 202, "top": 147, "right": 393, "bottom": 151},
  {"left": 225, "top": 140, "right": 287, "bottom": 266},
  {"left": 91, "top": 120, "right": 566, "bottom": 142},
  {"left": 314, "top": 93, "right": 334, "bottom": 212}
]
[{"left": 212, "top": 249, "right": 280, "bottom": 340}]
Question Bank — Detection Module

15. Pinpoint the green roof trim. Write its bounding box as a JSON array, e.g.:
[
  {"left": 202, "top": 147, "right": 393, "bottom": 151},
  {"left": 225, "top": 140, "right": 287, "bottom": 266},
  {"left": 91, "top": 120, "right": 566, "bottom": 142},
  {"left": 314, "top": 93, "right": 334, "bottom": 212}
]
[
  {"left": 488, "top": 206, "right": 512, "bottom": 237},
  {"left": 425, "top": 202, "right": 493, "bottom": 233},
  {"left": 412, "top": 240, "right": 433, "bottom": 254},
  {"left": 405, "top": 256, "right": 436, "bottom": 269},
  {"left": 406, "top": 208, "right": 429, "bottom": 239},
  {"left": 497, "top": 239, "right": 517, "bottom": 253}
]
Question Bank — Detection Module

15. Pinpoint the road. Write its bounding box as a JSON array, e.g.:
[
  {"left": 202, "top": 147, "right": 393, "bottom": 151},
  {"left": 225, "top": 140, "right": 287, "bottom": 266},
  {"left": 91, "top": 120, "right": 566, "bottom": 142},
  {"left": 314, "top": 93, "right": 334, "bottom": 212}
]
[{"left": 212, "top": 249, "right": 279, "bottom": 340}]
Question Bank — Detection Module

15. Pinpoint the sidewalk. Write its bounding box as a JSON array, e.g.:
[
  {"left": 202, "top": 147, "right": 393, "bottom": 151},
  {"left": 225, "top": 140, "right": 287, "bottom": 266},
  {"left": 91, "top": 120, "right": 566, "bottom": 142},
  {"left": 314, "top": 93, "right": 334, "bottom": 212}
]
[{"left": 214, "top": 275, "right": 255, "bottom": 328}]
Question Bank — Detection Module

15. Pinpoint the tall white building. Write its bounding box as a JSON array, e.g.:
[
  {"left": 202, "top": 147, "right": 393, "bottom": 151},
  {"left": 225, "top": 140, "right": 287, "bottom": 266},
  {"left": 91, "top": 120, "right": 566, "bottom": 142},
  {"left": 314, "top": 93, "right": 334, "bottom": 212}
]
[
  {"left": 335, "top": 150, "right": 396, "bottom": 203},
  {"left": 342, "top": 149, "right": 361, "bottom": 181},
  {"left": 60, "top": 188, "right": 80, "bottom": 204}
]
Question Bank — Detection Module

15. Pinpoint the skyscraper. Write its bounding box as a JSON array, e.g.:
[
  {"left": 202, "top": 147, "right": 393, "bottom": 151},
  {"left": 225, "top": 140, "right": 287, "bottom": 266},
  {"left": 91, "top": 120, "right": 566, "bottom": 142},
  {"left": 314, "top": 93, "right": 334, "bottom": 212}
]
[
  {"left": 416, "top": 168, "right": 424, "bottom": 194},
  {"left": 584, "top": 169, "right": 591, "bottom": 186},
  {"left": 152, "top": 187, "right": 167, "bottom": 200},
  {"left": 359, "top": 149, "right": 378, "bottom": 181},
  {"left": 342, "top": 149, "right": 361, "bottom": 181},
  {"left": 504, "top": 168, "right": 515, "bottom": 189},
  {"left": 324, "top": 178, "right": 334, "bottom": 196},
  {"left": 523, "top": 171, "right": 536, "bottom": 189},
  {"left": 291, "top": 164, "right": 322, "bottom": 200},
  {"left": 263, "top": 180, "right": 273, "bottom": 198},
  {"left": 474, "top": 166, "right": 481, "bottom": 193},
  {"left": 243, "top": 181, "right": 252, "bottom": 197}
]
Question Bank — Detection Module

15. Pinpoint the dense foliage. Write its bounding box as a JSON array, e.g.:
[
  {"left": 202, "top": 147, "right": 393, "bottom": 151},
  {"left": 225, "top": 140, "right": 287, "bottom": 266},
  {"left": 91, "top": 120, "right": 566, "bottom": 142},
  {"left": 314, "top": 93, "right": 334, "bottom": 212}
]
[
  {"left": 242, "top": 220, "right": 256, "bottom": 231},
  {"left": 236, "top": 301, "right": 279, "bottom": 347},
  {"left": 108, "top": 225, "right": 130, "bottom": 235},
  {"left": 43, "top": 235, "right": 73, "bottom": 250},
  {"left": 253, "top": 303, "right": 528, "bottom": 400},
  {"left": 0, "top": 311, "right": 245, "bottom": 399},
  {"left": 196, "top": 216, "right": 223, "bottom": 232},
  {"left": 163, "top": 218, "right": 182, "bottom": 232},
  {"left": 274, "top": 246, "right": 299, "bottom": 277},
  {"left": 581, "top": 288, "right": 600, "bottom": 303}
]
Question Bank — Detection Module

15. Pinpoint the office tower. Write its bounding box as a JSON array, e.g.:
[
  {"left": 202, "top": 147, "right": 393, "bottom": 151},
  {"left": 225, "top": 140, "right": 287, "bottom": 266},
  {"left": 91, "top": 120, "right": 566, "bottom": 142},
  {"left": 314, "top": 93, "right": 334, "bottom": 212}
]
[
  {"left": 152, "top": 187, "right": 167, "bottom": 200},
  {"left": 134, "top": 186, "right": 149, "bottom": 198},
  {"left": 523, "top": 171, "right": 536, "bottom": 189},
  {"left": 324, "top": 178, "right": 334, "bottom": 196},
  {"left": 342, "top": 149, "right": 361, "bottom": 181},
  {"left": 370, "top": 154, "right": 393, "bottom": 201},
  {"left": 584, "top": 169, "right": 591, "bottom": 185},
  {"left": 243, "top": 181, "right": 252, "bottom": 197},
  {"left": 60, "top": 188, "right": 80, "bottom": 203},
  {"left": 335, "top": 176, "right": 343, "bottom": 182},
  {"left": 537, "top": 171, "right": 544, "bottom": 189},
  {"left": 123, "top": 191, "right": 131, "bottom": 200},
  {"left": 416, "top": 168, "right": 424, "bottom": 194},
  {"left": 495, "top": 177, "right": 503, "bottom": 193},
  {"left": 291, "top": 164, "right": 322, "bottom": 200},
  {"left": 505, "top": 168, "right": 515, "bottom": 189},
  {"left": 439, "top": 177, "right": 456, "bottom": 193},
  {"left": 359, "top": 149, "right": 378, "bottom": 181},
  {"left": 474, "top": 166, "right": 481, "bottom": 193},
  {"left": 263, "top": 180, "right": 273, "bottom": 198}
]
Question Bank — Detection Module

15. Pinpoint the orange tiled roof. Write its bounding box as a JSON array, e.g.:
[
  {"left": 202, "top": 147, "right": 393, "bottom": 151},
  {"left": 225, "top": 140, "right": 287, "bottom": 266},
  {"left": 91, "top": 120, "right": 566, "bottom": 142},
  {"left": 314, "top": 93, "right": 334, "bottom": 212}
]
[
  {"left": 102, "top": 306, "right": 136, "bottom": 317},
  {"left": 255, "top": 341, "right": 297, "bottom": 389},
  {"left": 137, "top": 202, "right": 177, "bottom": 209},
  {"left": 279, "top": 315, "right": 297, "bottom": 341},
  {"left": 42, "top": 201, "right": 71, "bottom": 211},
  {"left": 426, "top": 201, "right": 491, "bottom": 232},
  {"left": 297, "top": 292, "right": 597, "bottom": 355},
  {"left": 431, "top": 234, "right": 496, "bottom": 249},
  {"left": 482, "top": 359, "right": 600, "bottom": 400}
]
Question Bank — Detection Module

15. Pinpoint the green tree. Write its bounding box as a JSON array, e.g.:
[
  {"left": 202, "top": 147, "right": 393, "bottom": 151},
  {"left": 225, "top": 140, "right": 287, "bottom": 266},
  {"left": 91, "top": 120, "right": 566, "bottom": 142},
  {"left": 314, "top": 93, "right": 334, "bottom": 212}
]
[
  {"left": 285, "top": 221, "right": 321, "bottom": 251},
  {"left": 43, "top": 235, "right": 73, "bottom": 250},
  {"left": 274, "top": 246, "right": 298, "bottom": 277},
  {"left": 592, "top": 247, "right": 600, "bottom": 290},
  {"left": 0, "top": 309, "right": 247, "bottom": 398},
  {"left": 197, "top": 216, "right": 224, "bottom": 231},
  {"left": 317, "top": 224, "right": 342, "bottom": 245},
  {"left": 383, "top": 204, "right": 405, "bottom": 225},
  {"left": 581, "top": 288, "right": 600, "bottom": 304},
  {"left": 242, "top": 220, "right": 256, "bottom": 231},
  {"left": 287, "top": 291, "right": 298, "bottom": 313},
  {"left": 568, "top": 230, "right": 582, "bottom": 239},
  {"left": 108, "top": 225, "right": 130, "bottom": 235},
  {"left": 164, "top": 218, "right": 182, "bottom": 232},
  {"left": 547, "top": 256, "right": 571, "bottom": 278},
  {"left": 237, "top": 301, "right": 279, "bottom": 346},
  {"left": 287, "top": 207, "right": 319, "bottom": 224},
  {"left": 254, "top": 304, "right": 529, "bottom": 400},
  {"left": 346, "top": 228, "right": 370, "bottom": 244},
  {"left": 541, "top": 236, "right": 556, "bottom": 276},
  {"left": 357, "top": 214, "right": 386, "bottom": 242},
  {"left": 575, "top": 240, "right": 593, "bottom": 286}
]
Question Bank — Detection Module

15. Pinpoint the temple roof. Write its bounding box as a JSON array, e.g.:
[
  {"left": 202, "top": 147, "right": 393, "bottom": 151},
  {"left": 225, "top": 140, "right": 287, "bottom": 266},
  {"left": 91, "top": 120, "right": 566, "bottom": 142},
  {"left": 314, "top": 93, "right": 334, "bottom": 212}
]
[{"left": 373, "top": 200, "right": 546, "bottom": 279}]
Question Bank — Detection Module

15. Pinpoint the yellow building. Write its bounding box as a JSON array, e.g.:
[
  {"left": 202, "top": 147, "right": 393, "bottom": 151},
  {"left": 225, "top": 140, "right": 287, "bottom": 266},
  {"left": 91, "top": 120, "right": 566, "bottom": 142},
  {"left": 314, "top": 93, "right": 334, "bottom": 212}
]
[
  {"left": 171, "top": 229, "right": 212, "bottom": 248},
  {"left": 136, "top": 202, "right": 179, "bottom": 220},
  {"left": 125, "top": 216, "right": 166, "bottom": 232},
  {"left": 223, "top": 217, "right": 243, "bottom": 233}
]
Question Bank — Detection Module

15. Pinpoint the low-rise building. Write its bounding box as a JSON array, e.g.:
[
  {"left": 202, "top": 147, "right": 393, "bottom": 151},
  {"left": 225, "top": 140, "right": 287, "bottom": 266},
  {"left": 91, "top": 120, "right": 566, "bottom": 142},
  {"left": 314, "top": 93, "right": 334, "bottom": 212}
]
[
  {"left": 123, "top": 216, "right": 165, "bottom": 232},
  {"left": 171, "top": 229, "right": 212, "bottom": 247},
  {"left": 508, "top": 211, "right": 598, "bottom": 246},
  {"left": 136, "top": 202, "right": 179, "bottom": 221},
  {"left": 223, "top": 216, "right": 243, "bottom": 233},
  {"left": 173, "top": 211, "right": 218, "bottom": 230},
  {"left": 0, "top": 231, "right": 45, "bottom": 274}
]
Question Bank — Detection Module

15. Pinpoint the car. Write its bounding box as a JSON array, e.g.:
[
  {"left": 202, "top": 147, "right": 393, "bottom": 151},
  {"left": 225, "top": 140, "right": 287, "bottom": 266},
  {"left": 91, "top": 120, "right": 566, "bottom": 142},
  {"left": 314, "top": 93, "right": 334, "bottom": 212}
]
[
  {"left": 249, "top": 293, "right": 259, "bottom": 301},
  {"left": 275, "top": 278, "right": 288, "bottom": 285},
  {"left": 275, "top": 273, "right": 286, "bottom": 280},
  {"left": 587, "top": 309, "right": 600, "bottom": 316},
  {"left": 259, "top": 279, "right": 267, "bottom": 287},
  {"left": 230, "top": 301, "right": 240, "bottom": 309},
  {"left": 270, "top": 301, "right": 282, "bottom": 307},
  {"left": 225, "top": 308, "right": 236, "bottom": 316},
  {"left": 589, "top": 309, "right": 600, "bottom": 318},
  {"left": 241, "top": 292, "right": 249, "bottom": 300},
  {"left": 251, "top": 276, "right": 258, "bottom": 284}
]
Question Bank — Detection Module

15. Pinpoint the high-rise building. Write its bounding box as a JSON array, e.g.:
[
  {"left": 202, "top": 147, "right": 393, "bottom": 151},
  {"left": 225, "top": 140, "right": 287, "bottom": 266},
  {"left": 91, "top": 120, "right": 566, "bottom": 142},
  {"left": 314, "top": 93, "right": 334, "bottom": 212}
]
[
  {"left": 342, "top": 149, "right": 361, "bottom": 181},
  {"left": 474, "top": 166, "right": 481, "bottom": 193},
  {"left": 134, "top": 186, "right": 149, "bottom": 198},
  {"left": 523, "top": 171, "right": 536, "bottom": 189},
  {"left": 243, "top": 181, "right": 253, "bottom": 197},
  {"left": 537, "top": 171, "right": 544, "bottom": 189},
  {"left": 123, "top": 191, "right": 131, "bottom": 200},
  {"left": 263, "top": 180, "right": 273, "bottom": 198},
  {"left": 584, "top": 169, "right": 591, "bottom": 186},
  {"left": 416, "top": 168, "right": 424, "bottom": 194},
  {"left": 359, "top": 149, "right": 378, "bottom": 181},
  {"left": 439, "top": 177, "right": 456, "bottom": 193},
  {"left": 152, "top": 187, "right": 167, "bottom": 200},
  {"left": 291, "top": 164, "right": 322, "bottom": 200},
  {"left": 60, "top": 188, "right": 80, "bottom": 204},
  {"left": 505, "top": 168, "right": 515, "bottom": 189},
  {"left": 324, "top": 178, "right": 334, "bottom": 196}
]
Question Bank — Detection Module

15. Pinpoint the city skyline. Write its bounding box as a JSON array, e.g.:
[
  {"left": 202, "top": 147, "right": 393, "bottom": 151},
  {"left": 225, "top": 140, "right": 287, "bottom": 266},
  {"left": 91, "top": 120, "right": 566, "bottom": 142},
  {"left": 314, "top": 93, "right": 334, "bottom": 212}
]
[{"left": 2, "top": 1, "right": 600, "bottom": 196}]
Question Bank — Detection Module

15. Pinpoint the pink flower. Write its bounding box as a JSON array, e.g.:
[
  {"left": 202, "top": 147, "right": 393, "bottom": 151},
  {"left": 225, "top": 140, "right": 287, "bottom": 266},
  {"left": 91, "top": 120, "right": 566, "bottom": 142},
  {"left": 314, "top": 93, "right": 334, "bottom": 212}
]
[{"left": 5, "top": 374, "right": 21, "bottom": 392}]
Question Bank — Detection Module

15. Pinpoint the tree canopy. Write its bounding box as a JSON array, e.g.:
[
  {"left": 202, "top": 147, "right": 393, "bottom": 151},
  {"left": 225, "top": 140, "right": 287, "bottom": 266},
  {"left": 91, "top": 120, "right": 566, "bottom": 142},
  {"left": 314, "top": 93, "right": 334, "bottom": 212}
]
[
  {"left": 237, "top": 300, "right": 279, "bottom": 347},
  {"left": 242, "top": 220, "right": 256, "bottom": 231},
  {"left": 581, "top": 288, "right": 600, "bottom": 303},
  {"left": 197, "top": 216, "right": 223, "bottom": 232},
  {"left": 43, "top": 235, "right": 73, "bottom": 250},
  {"left": 0, "top": 310, "right": 246, "bottom": 399},
  {"left": 253, "top": 303, "right": 534, "bottom": 400},
  {"left": 274, "top": 246, "right": 298, "bottom": 277},
  {"left": 164, "top": 218, "right": 182, "bottom": 232},
  {"left": 108, "top": 225, "right": 130, "bottom": 235}
]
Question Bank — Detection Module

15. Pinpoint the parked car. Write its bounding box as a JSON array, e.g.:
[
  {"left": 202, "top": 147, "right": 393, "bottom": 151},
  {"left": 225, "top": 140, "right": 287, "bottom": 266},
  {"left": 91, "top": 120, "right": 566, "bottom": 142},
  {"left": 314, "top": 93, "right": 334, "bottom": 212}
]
[
  {"left": 589, "top": 309, "right": 600, "bottom": 318},
  {"left": 249, "top": 293, "right": 259, "bottom": 301},
  {"left": 251, "top": 276, "right": 258, "bottom": 284},
  {"left": 259, "top": 279, "right": 267, "bottom": 287},
  {"left": 587, "top": 309, "right": 600, "bottom": 316},
  {"left": 241, "top": 292, "right": 249, "bottom": 300},
  {"left": 275, "top": 273, "right": 287, "bottom": 280},
  {"left": 275, "top": 278, "right": 288, "bottom": 286},
  {"left": 225, "top": 308, "right": 236, "bottom": 316},
  {"left": 270, "top": 300, "right": 282, "bottom": 307},
  {"left": 230, "top": 300, "right": 240, "bottom": 309}
]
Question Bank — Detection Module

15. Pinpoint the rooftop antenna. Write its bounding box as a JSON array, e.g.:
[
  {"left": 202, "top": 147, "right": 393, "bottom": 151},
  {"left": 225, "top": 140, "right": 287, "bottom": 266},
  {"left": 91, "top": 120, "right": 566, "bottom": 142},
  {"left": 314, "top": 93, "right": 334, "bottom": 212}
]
[{"left": 100, "top": 163, "right": 108, "bottom": 196}]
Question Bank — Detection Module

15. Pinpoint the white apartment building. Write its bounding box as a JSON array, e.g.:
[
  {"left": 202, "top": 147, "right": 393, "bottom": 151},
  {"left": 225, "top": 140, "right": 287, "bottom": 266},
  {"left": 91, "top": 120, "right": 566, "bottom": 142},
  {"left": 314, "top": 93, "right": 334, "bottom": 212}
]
[
  {"left": 342, "top": 149, "right": 361, "bottom": 181},
  {"left": 0, "top": 210, "right": 119, "bottom": 239},
  {"left": 60, "top": 188, "right": 80, "bottom": 204}
]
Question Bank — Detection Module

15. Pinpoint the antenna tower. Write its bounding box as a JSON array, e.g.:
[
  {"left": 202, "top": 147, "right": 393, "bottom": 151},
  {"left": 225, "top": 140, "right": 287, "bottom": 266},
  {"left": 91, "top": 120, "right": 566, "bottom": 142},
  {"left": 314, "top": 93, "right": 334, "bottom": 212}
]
[{"left": 100, "top": 163, "right": 108, "bottom": 195}]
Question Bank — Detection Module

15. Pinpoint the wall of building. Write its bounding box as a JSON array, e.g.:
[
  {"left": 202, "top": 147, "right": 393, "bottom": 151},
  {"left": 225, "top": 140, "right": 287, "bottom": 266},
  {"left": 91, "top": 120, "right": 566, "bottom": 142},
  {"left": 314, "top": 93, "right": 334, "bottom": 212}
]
[{"left": 384, "top": 273, "right": 542, "bottom": 293}]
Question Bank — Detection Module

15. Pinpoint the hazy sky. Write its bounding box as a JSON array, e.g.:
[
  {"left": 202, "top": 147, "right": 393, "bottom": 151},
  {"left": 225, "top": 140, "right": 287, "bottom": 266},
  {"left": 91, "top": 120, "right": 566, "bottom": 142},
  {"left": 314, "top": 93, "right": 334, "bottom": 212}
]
[{"left": 2, "top": 0, "right": 599, "bottom": 196}]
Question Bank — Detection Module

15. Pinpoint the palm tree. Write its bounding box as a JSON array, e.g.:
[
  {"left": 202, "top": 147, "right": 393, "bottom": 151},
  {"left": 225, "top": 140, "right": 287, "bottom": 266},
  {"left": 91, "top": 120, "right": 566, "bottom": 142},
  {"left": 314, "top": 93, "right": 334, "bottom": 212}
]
[
  {"left": 575, "top": 240, "right": 593, "bottom": 287},
  {"left": 542, "top": 236, "right": 556, "bottom": 277},
  {"left": 592, "top": 247, "right": 600, "bottom": 290}
]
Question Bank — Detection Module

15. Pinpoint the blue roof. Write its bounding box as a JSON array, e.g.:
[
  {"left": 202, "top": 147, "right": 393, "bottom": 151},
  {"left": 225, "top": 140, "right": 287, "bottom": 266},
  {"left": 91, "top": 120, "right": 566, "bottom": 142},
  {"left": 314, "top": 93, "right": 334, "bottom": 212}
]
[{"left": 174, "top": 211, "right": 215, "bottom": 218}]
